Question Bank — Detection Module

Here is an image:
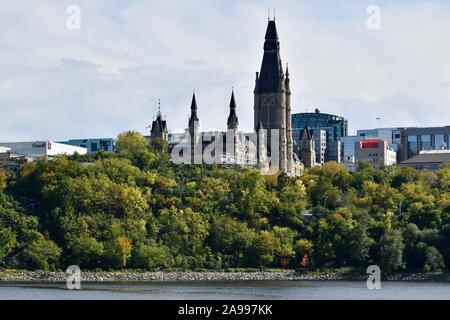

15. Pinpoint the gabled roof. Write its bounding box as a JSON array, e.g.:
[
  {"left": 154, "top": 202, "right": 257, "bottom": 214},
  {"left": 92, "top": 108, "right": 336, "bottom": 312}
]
[
  {"left": 401, "top": 153, "right": 450, "bottom": 164},
  {"left": 300, "top": 125, "right": 313, "bottom": 140},
  {"left": 151, "top": 113, "right": 167, "bottom": 133}
]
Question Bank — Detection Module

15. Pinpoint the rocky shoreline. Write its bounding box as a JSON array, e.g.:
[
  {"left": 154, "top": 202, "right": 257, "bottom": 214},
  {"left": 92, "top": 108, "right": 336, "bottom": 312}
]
[{"left": 1, "top": 270, "right": 449, "bottom": 282}]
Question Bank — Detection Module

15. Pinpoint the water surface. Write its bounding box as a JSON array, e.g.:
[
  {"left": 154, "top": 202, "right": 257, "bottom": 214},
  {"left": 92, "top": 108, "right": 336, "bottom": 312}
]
[{"left": 0, "top": 281, "right": 449, "bottom": 300}]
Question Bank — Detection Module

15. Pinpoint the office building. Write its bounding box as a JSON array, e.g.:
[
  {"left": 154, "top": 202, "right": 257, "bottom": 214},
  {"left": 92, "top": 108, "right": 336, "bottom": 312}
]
[
  {"left": 357, "top": 127, "right": 404, "bottom": 152},
  {"left": 400, "top": 150, "right": 450, "bottom": 171},
  {"left": 401, "top": 126, "right": 450, "bottom": 161},
  {"left": 292, "top": 109, "right": 348, "bottom": 162},
  {"left": 354, "top": 139, "right": 397, "bottom": 170}
]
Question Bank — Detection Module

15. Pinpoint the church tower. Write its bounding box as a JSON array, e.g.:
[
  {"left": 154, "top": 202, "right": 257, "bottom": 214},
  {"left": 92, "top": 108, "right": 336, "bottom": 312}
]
[
  {"left": 227, "top": 90, "right": 239, "bottom": 130},
  {"left": 254, "top": 19, "right": 293, "bottom": 174},
  {"left": 150, "top": 100, "right": 168, "bottom": 142},
  {"left": 188, "top": 92, "right": 199, "bottom": 136},
  {"left": 188, "top": 92, "right": 201, "bottom": 163},
  {"left": 226, "top": 90, "right": 240, "bottom": 164},
  {"left": 299, "top": 125, "right": 316, "bottom": 168}
]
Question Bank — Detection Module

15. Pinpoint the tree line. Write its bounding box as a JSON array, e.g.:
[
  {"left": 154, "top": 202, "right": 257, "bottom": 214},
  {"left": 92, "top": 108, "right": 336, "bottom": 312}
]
[{"left": 0, "top": 131, "right": 449, "bottom": 273}]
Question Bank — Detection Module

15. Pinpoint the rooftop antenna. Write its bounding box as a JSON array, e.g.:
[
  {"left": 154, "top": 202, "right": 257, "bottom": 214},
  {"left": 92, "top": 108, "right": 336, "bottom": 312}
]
[
  {"left": 273, "top": 8, "right": 276, "bottom": 21},
  {"left": 158, "top": 99, "right": 161, "bottom": 114},
  {"left": 268, "top": 8, "right": 270, "bottom": 21}
]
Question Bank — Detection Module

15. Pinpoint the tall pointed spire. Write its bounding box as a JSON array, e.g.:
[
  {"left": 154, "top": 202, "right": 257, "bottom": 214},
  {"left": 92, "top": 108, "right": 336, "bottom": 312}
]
[
  {"left": 227, "top": 89, "right": 239, "bottom": 130},
  {"left": 259, "top": 19, "right": 283, "bottom": 93},
  {"left": 189, "top": 91, "right": 198, "bottom": 122},
  {"left": 188, "top": 91, "right": 199, "bottom": 137}
]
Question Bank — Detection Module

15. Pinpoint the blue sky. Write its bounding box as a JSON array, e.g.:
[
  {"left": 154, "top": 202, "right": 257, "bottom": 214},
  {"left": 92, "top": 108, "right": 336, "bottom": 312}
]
[{"left": 1, "top": 0, "right": 450, "bottom": 141}]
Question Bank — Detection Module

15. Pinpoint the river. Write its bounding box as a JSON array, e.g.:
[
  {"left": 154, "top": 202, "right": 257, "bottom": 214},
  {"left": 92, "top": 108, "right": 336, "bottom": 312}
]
[{"left": 0, "top": 281, "right": 449, "bottom": 300}]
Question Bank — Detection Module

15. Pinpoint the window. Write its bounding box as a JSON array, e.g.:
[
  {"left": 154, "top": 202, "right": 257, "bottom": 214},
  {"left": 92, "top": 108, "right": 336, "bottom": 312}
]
[
  {"left": 435, "top": 134, "right": 446, "bottom": 150},
  {"left": 407, "top": 135, "right": 418, "bottom": 158},
  {"left": 420, "top": 135, "right": 431, "bottom": 151}
]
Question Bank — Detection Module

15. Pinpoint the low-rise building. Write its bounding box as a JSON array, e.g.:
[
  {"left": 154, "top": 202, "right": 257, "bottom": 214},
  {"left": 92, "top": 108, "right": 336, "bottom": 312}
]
[
  {"left": 0, "top": 147, "right": 10, "bottom": 153},
  {"left": 0, "top": 146, "right": 30, "bottom": 174},
  {"left": 400, "top": 150, "right": 450, "bottom": 171},
  {"left": 292, "top": 109, "right": 348, "bottom": 163},
  {"left": 342, "top": 155, "right": 357, "bottom": 172},
  {"left": 58, "top": 138, "right": 116, "bottom": 153},
  {"left": 0, "top": 141, "right": 87, "bottom": 160},
  {"left": 354, "top": 139, "right": 397, "bottom": 170}
]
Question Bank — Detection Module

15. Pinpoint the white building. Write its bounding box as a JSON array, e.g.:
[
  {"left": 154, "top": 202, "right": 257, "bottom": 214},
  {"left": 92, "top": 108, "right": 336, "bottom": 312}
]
[
  {"left": 354, "top": 139, "right": 397, "bottom": 170},
  {"left": 0, "top": 146, "right": 11, "bottom": 154},
  {"left": 0, "top": 141, "right": 87, "bottom": 160}
]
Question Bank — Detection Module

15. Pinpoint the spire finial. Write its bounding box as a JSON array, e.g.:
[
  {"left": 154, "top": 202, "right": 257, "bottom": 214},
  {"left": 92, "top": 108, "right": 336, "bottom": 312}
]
[
  {"left": 268, "top": 9, "right": 270, "bottom": 21},
  {"left": 286, "top": 63, "right": 289, "bottom": 76},
  {"left": 273, "top": 8, "right": 276, "bottom": 21},
  {"left": 158, "top": 99, "right": 161, "bottom": 113}
]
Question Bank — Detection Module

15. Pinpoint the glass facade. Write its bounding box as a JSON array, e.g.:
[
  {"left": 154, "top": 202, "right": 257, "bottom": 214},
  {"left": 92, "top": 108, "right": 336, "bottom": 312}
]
[
  {"left": 407, "top": 135, "right": 418, "bottom": 158},
  {"left": 357, "top": 127, "right": 404, "bottom": 152},
  {"left": 420, "top": 135, "right": 432, "bottom": 151},
  {"left": 341, "top": 136, "right": 366, "bottom": 158},
  {"left": 291, "top": 112, "right": 348, "bottom": 162},
  {"left": 59, "top": 138, "right": 116, "bottom": 153},
  {"left": 403, "top": 127, "right": 450, "bottom": 160},
  {"left": 435, "top": 134, "right": 446, "bottom": 150}
]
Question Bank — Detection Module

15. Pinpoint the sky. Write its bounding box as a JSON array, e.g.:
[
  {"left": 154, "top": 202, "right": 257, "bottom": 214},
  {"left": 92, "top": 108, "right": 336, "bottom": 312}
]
[{"left": 1, "top": 0, "right": 450, "bottom": 141}]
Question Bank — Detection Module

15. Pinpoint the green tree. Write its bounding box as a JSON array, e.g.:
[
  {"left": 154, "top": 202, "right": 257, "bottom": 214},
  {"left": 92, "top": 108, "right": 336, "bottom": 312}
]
[
  {"left": 132, "top": 242, "right": 173, "bottom": 270},
  {"left": 66, "top": 235, "right": 104, "bottom": 269},
  {"left": 247, "top": 230, "right": 278, "bottom": 267},
  {"left": 0, "top": 228, "right": 16, "bottom": 265},
  {"left": 378, "top": 229, "right": 405, "bottom": 272},
  {"left": 424, "top": 246, "right": 445, "bottom": 272},
  {"left": 0, "top": 170, "right": 6, "bottom": 191},
  {"left": 116, "top": 131, "right": 157, "bottom": 168},
  {"left": 105, "top": 236, "right": 133, "bottom": 268},
  {"left": 20, "top": 238, "right": 61, "bottom": 271}
]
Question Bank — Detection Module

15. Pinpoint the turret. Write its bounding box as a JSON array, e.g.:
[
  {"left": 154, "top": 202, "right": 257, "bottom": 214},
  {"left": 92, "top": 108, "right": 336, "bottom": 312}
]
[{"left": 227, "top": 90, "right": 239, "bottom": 130}]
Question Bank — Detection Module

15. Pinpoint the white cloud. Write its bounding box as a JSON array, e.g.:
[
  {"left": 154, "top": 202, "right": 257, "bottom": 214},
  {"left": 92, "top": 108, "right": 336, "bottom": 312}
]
[{"left": 0, "top": 0, "right": 449, "bottom": 142}]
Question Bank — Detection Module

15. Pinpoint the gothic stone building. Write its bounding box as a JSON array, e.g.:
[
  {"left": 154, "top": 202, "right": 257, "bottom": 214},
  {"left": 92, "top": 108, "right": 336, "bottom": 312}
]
[
  {"left": 149, "top": 103, "right": 168, "bottom": 143},
  {"left": 150, "top": 19, "right": 303, "bottom": 176}
]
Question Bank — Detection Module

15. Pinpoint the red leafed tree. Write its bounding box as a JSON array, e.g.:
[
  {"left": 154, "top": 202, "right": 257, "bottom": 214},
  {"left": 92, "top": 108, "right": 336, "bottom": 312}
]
[
  {"left": 280, "top": 258, "right": 289, "bottom": 268},
  {"left": 300, "top": 255, "right": 309, "bottom": 268}
]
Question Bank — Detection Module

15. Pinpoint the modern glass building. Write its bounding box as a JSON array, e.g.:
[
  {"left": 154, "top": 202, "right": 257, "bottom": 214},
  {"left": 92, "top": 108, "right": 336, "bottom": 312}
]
[
  {"left": 401, "top": 126, "right": 450, "bottom": 160},
  {"left": 357, "top": 128, "right": 404, "bottom": 151},
  {"left": 59, "top": 138, "right": 116, "bottom": 153},
  {"left": 341, "top": 135, "right": 369, "bottom": 159},
  {"left": 292, "top": 109, "right": 348, "bottom": 162}
]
